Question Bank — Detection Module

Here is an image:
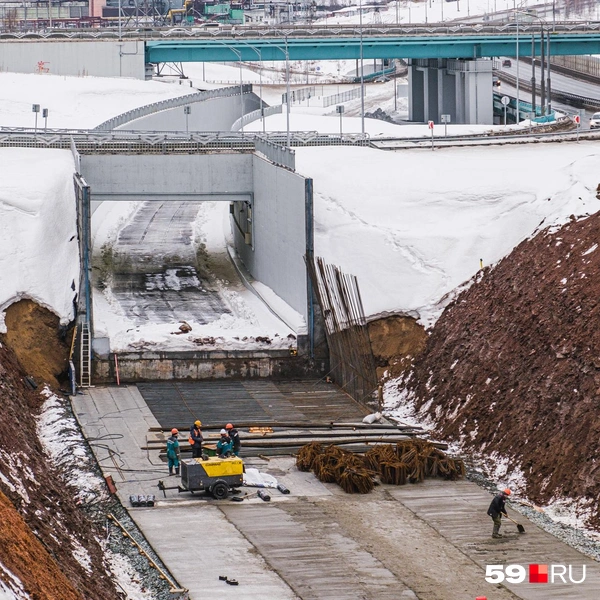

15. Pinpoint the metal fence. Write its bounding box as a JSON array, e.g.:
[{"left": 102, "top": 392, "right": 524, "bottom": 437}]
[
  {"left": 254, "top": 136, "right": 295, "bottom": 171},
  {"left": 93, "top": 85, "right": 252, "bottom": 131},
  {"left": 282, "top": 86, "right": 316, "bottom": 105},
  {"left": 307, "top": 257, "right": 378, "bottom": 407},
  {"left": 551, "top": 55, "right": 600, "bottom": 80},
  {"left": 322, "top": 87, "right": 362, "bottom": 108}
]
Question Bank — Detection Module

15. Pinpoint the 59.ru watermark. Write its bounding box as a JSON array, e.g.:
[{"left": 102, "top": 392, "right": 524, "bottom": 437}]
[{"left": 485, "top": 564, "right": 586, "bottom": 584}]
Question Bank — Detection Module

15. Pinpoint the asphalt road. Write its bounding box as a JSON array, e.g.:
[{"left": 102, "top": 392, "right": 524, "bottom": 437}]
[
  {"left": 107, "top": 201, "right": 232, "bottom": 326},
  {"left": 497, "top": 59, "right": 600, "bottom": 128}
]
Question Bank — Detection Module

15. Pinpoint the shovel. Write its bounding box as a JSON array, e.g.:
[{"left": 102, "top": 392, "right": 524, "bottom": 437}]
[{"left": 505, "top": 514, "right": 525, "bottom": 533}]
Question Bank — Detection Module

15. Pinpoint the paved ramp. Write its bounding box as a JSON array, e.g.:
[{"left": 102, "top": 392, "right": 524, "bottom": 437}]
[
  {"left": 137, "top": 380, "right": 368, "bottom": 426},
  {"left": 73, "top": 386, "right": 600, "bottom": 600},
  {"left": 221, "top": 502, "right": 409, "bottom": 600}
]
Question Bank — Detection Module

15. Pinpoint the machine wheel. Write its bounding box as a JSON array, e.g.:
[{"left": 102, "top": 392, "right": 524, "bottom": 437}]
[{"left": 211, "top": 481, "right": 229, "bottom": 500}]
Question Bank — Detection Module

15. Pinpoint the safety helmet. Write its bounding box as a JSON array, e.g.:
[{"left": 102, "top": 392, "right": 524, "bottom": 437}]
[
  {"left": 226, "top": 423, "right": 233, "bottom": 430},
  {"left": 171, "top": 428, "right": 179, "bottom": 435},
  {"left": 194, "top": 420, "right": 202, "bottom": 427},
  {"left": 220, "top": 428, "right": 227, "bottom": 435},
  {"left": 503, "top": 488, "right": 511, "bottom": 496}
]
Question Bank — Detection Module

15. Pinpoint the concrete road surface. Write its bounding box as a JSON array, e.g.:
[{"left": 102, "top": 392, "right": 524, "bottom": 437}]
[{"left": 73, "top": 385, "right": 600, "bottom": 599}]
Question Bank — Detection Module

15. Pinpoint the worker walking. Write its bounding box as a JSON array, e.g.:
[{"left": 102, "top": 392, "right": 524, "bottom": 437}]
[
  {"left": 487, "top": 488, "right": 511, "bottom": 538},
  {"left": 167, "top": 428, "right": 181, "bottom": 476},
  {"left": 225, "top": 423, "right": 241, "bottom": 456},
  {"left": 216, "top": 429, "right": 233, "bottom": 458},
  {"left": 189, "top": 420, "right": 203, "bottom": 459}
]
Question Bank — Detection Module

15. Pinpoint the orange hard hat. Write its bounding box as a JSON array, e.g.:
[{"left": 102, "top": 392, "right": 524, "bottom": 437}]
[
  {"left": 226, "top": 423, "right": 233, "bottom": 429},
  {"left": 503, "top": 488, "right": 511, "bottom": 496},
  {"left": 171, "top": 428, "right": 179, "bottom": 435}
]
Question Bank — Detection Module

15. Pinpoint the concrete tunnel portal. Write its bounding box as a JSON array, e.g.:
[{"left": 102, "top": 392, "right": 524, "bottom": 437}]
[{"left": 77, "top": 151, "right": 325, "bottom": 383}]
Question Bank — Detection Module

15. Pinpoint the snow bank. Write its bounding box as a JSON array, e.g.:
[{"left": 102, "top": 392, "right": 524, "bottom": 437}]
[
  {"left": 295, "top": 143, "right": 600, "bottom": 326},
  {"left": 0, "top": 148, "right": 79, "bottom": 331}
]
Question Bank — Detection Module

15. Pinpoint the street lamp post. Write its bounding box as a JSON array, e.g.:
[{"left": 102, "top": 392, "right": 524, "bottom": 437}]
[
  {"left": 32, "top": 104, "right": 40, "bottom": 134},
  {"left": 546, "top": 31, "right": 552, "bottom": 115},
  {"left": 530, "top": 34, "right": 536, "bottom": 117},
  {"left": 359, "top": 0, "right": 365, "bottom": 135},
  {"left": 219, "top": 42, "right": 245, "bottom": 132},
  {"left": 265, "top": 39, "right": 292, "bottom": 147},
  {"left": 239, "top": 41, "right": 265, "bottom": 134},
  {"left": 285, "top": 36, "right": 291, "bottom": 147},
  {"left": 518, "top": 10, "right": 552, "bottom": 118},
  {"left": 184, "top": 106, "right": 191, "bottom": 133}
]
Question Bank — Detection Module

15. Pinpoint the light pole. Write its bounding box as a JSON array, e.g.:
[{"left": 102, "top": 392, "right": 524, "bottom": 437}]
[
  {"left": 516, "top": 12, "right": 520, "bottom": 123},
  {"left": 218, "top": 42, "right": 245, "bottom": 132},
  {"left": 239, "top": 41, "right": 265, "bottom": 133},
  {"left": 265, "top": 39, "right": 291, "bottom": 147},
  {"left": 336, "top": 105, "right": 344, "bottom": 135},
  {"left": 184, "top": 105, "right": 191, "bottom": 133},
  {"left": 359, "top": 0, "right": 365, "bottom": 135},
  {"left": 32, "top": 104, "right": 40, "bottom": 134},
  {"left": 285, "top": 36, "right": 291, "bottom": 147},
  {"left": 517, "top": 10, "right": 552, "bottom": 118}
]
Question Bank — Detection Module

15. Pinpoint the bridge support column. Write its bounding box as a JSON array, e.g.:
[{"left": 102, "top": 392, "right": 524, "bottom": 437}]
[
  {"left": 438, "top": 68, "right": 457, "bottom": 123},
  {"left": 447, "top": 59, "right": 493, "bottom": 125},
  {"left": 424, "top": 66, "right": 439, "bottom": 123},
  {"left": 408, "top": 63, "right": 425, "bottom": 122},
  {"left": 409, "top": 58, "right": 493, "bottom": 125}
]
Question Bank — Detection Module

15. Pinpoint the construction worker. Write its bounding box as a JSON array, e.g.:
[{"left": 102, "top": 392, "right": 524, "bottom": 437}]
[
  {"left": 216, "top": 429, "right": 233, "bottom": 458},
  {"left": 189, "top": 420, "right": 203, "bottom": 459},
  {"left": 225, "top": 423, "right": 241, "bottom": 456},
  {"left": 167, "top": 429, "right": 181, "bottom": 476},
  {"left": 487, "top": 488, "right": 511, "bottom": 538}
]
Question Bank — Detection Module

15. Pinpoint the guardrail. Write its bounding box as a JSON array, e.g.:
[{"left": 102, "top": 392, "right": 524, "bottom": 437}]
[
  {"left": 231, "top": 104, "right": 282, "bottom": 132},
  {"left": 2, "top": 126, "right": 597, "bottom": 154},
  {"left": 496, "top": 71, "right": 600, "bottom": 110},
  {"left": 2, "top": 21, "right": 600, "bottom": 40},
  {"left": 93, "top": 85, "right": 253, "bottom": 131},
  {"left": 254, "top": 136, "right": 295, "bottom": 171}
]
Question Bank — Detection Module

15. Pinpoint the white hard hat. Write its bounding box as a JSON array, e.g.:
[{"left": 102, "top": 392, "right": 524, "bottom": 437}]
[{"left": 220, "top": 429, "right": 227, "bottom": 435}]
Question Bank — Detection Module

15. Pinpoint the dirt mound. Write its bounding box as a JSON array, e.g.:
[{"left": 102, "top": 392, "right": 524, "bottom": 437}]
[
  {"left": 2, "top": 299, "right": 72, "bottom": 389},
  {"left": 368, "top": 315, "right": 426, "bottom": 380},
  {"left": 0, "top": 490, "right": 82, "bottom": 600},
  {"left": 398, "top": 212, "right": 600, "bottom": 526},
  {"left": 0, "top": 319, "right": 121, "bottom": 598}
]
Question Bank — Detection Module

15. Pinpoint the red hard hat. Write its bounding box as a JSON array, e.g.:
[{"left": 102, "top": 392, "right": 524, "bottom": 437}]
[
  {"left": 504, "top": 488, "right": 511, "bottom": 496},
  {"left": 171, "top": 428, "right": 179, "bottom": 435},
  {"left": 226, "top": 423, "right": 233, "bottom": 429}
]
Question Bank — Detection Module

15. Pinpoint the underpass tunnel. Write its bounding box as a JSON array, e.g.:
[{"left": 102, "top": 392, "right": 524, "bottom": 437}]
[{"left": 76, "top": 151, "right": 324, "bottom": 375}]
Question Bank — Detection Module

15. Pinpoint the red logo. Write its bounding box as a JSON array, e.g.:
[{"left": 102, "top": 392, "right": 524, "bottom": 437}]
[{"left": 529, "top": 564, "right": 549, "bottom": 584}]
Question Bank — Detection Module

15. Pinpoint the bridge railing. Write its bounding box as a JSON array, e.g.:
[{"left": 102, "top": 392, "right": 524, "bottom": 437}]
[
  {"left": 254, "top": 136, "right": 295, "bottom": 171},
  {"left": 3, "top": 21, "right": 600, "bottom": 39},
  {"left": 93, "top": 85, "right": 253, "bottom": 131},
  {"left": 231, "top": 104, "right": 282, "bottom": 132}
]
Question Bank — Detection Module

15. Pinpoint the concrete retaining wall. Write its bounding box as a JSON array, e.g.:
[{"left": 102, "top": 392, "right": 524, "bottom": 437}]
[
  {"left": 0, "top": 40, "right": 145, "bottom": 78},
  {"left": 233, "top": 154, "right": 309, "bottom": 321},
  {"left": 120, "top": 93, "right": 262, "bottom": 132},
  {"left": 93, "top": 350, "right": 325, "bottom": 382}
]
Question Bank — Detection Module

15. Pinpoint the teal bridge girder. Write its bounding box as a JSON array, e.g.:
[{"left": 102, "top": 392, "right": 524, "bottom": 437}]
[{"left": 145, "top": 33, "right": 600, "bottom": 64}]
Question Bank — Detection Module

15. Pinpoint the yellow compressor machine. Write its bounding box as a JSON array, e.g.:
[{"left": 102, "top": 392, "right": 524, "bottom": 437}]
[{"left": 179, "top": 456, "right": 244, "bottom": 500}]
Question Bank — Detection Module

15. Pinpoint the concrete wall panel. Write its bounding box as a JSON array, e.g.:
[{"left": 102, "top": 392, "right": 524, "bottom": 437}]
[
  {"left": 121, "top": 94, "right": 262, "bottom": 132},
  {"left": 234, "top": 155, "right": 308, "bottom": 320},
  {"left": 81, "top": 154, "right": 254, "bottom": 200},
  {"left": 0, "top": 40, "right": 144, "bottom": 78}
]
